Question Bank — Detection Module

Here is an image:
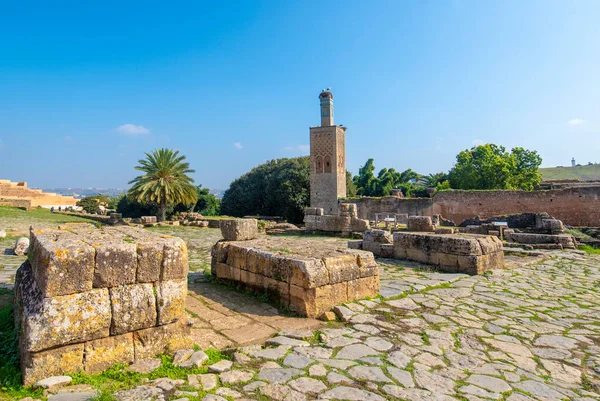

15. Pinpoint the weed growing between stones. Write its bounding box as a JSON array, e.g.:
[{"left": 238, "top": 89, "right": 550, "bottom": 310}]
[{"left": 579, "top": 244, "right": 600, "bottom": 255}]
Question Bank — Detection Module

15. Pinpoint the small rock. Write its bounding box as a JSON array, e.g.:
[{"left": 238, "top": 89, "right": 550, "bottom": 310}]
[
  {"left": 173, "top": 349, "right": 195, "bottom": 365},
  {"left": 233, "top": 352, "right": 251, "bottom": 364},
  {"left": 14, "top": 237, "right": 30, "bottom": 256},
  {"left": 279, "top": 329, "right": 314, "bottom": 339},
  {"left": 309, "top": 364, "right": 327, "bottom": 376},
  {"left": 243, "top": 381, "right": 267, "bottom": 392},
  {"left": 319, "top": 386, "right": 385, "bottom": 401},
  {"left": 333, "top": 305, "right": 355, "bottom": 322},
  {"left": 34, "top": 376, "right": 72, "bottom": 389},
  {"left": 283, "top": 353, "right": 313, "bottom": 369},
  {"left": 199, "top": 374, "right": 218, "bottom": 390},
  {"left": 0, "top": 230, "right": 6, "bottom": 238},
  {"left": 319, "top": 311, "right": 336, "bottom": 321},
  {"left": 179, "top": 350, "right": 208, "bottom": 368},
  {"left": 258, "top": 368, "right": 302, "bottom": 383},
  {"left": 219, "top": 370, "right": 254, "bottom": 384},
  {"left": 288, "top": 377, "right": 327, "bottom": 394},
  {"left": 215, "top": 387, "right": 242, "bottom": 398},
  {"left": 202, "top": 395, "right": 228, "bottom": 401},
  {"left": 126, "top": 358, "right": 161, "bottom": 373},
  {"left": 265, "top": 336, "right": 310, "bottom": 347},
  {"left": 208, "top": 359, "right": 233, "bottom": 373}
]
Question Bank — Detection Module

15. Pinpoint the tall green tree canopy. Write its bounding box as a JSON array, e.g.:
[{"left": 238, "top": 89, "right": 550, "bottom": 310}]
[
  {"left": 194, "top": 185, "right": 220, "bottom": 216},
  {"left": 220, "top": 157, "right": 310, "bottom": 223},
  {"left": 352, "top": 159, "right": 425, "bottom": 197},
  {"left": 128, "top": 148, "right": 197, "bottom": 221},
  {"left": 448, "top": 144, "right": 542, "bottom": 190}
]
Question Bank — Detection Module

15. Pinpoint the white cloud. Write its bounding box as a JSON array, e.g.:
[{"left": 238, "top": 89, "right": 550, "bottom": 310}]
[
  {"left": 116, "top": 124, "right": 150, "bottom": 135},
  {"left": 234, "top": 142, "right": 243, "bottom": 150},
  {"left": 283, "top": 144, "right": 310, "bottom": 153},
  {"left": 472, "top": 139, "right": 485, "bottom": 146},
  {"left": 568, "top": 118, "right": 585, "bottom": 125}
]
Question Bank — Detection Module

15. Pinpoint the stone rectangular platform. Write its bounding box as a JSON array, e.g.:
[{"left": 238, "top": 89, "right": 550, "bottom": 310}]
[
  {"left": 15, "top": 224, "right": 193, "bottom": 385},
  {"left": 392, "top": 232, "right": 504, "bottom": 275},
  {"left": 211, "top": 237, "right": 379, "bottom": 318}
]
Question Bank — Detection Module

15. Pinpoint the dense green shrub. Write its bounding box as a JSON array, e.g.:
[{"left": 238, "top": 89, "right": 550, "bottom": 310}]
[{"left": 220, "top": 157, "right": 310, "bottom": 224}]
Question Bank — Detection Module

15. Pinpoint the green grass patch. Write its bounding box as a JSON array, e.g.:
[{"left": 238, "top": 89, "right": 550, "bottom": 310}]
[{"left": 578, "top": 244, "right": 600, "bottom": 255}]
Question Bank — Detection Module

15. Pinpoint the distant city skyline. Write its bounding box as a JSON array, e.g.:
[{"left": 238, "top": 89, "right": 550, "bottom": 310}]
[{"left": 1, "top": 1, "right": 598, "bottom": 189}]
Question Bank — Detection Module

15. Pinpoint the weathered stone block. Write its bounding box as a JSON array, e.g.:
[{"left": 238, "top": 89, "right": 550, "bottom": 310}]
[
  {"left": 350, "top": 217, "right": 370, "bottom": 232},
  {"left": 93, "top": 241, "right": 137, "bottom": 288},
  {"left": 407, "top": 216, "right": 435, "bottom": 232},
  {"left": 392, "top": 232, "right": 504, "bottom": 275},
  {"left": 137, "top": 240, "right": 163, "bottom": 283},
  {"left": 28, "top": 232, "right": 95, "bottom": 297},
  {"left": 509, "top": 232, "right": 576, "bottom": 249},
  {"left": 110, "top": 283, "right": 157, "bottom": 335},
  {"left": 220, "top": 219, "right": 258, "bottom": 241},
  {"left": 304, "top": 207, "right": 324, "bottom": 216},
  {"left": 141, "top": 216, "right": 157, "bottom": 224},
  {"left": 16, "top": 261, "right": 111, "bottom": 352},
  {"left": 162, "top": 238, "right": 188, "bottom": 280},
  {"left": 324, "top": 254, "right": 360, "bottom": 284},
  {"left": 84, "top": 333, "right": 134, "bottom": 374},
  {"left": 227, "top": 246, "right": 250, "bottom": 270},
  {"left": 157, "top": 279, "right": 187, "bottom": 325},
  {"left": 435, "top": 227, "right": 455, "bottom": 234},
  {"left": 347, "top": 240, "right": 363, "bottom": 250},
  {"left": 133, "top": 321, "right": 193, "bottom": 360},
  {"left": 21, "top": 343, "right": 84, "bottom": 386},
  {"left": 541, "top": 218, "right": 565, "bottom": 234},
  {"left": 347, "top": 276, "right": 380, "bottom": 300},
  {"left": 286, "top": 257, "right": 328, "bottom": 288}
]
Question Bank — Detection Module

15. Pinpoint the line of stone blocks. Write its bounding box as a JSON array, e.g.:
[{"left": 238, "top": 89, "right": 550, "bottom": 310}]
[
  {"left": 303, "top": 214, "right": 369, "bottom": 233},
  {"left": 15, "top": 225, "right": 192, "bottom": 385},
  {"left": 392, "top": 232, "right": 505, "bottom": 275},
  {"left": 211, "top": 241, "right": 379, "bottom": 318}
]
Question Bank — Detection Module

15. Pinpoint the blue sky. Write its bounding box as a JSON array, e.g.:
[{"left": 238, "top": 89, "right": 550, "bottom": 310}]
[{"left": 1, "top": 1, "right": 598, "bottom": 189}]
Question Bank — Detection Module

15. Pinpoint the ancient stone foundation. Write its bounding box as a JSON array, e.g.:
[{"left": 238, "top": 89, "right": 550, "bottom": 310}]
[
  {"left": 393, "top": 232, "right": 505, "bottom": 275},
  {"left": 304, "top": 204, "right": 369, "bottom": 235},
  {"left": 352, "top": 229, "right": 504, "bottom": 275},
  {"left": 15, "top": 224, "right": 192, "bottom": 385},
  {"left": 211, "top": 237, "right": 379, "bottom": 318}
]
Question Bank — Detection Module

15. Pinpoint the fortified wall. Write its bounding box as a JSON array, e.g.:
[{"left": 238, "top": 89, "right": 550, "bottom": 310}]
[
  {"left": 0, "top": 179, "right": 77, "bottom": 210},
  {"left": 342, "top": 186, "right": 600, "bottom": 227}
]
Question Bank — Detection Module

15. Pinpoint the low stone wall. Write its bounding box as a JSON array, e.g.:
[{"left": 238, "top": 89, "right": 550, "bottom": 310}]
[
  {"left": 392, "top": 232, "right": 504, "bottom": 275},
  {"left": 304, "top": 204, "right": 370, "bottom": 234},
  {"left": 0, "top": 198, "right": 32, "bottom": 210},
  {"left": 508, "top": 232, "right": 576, "bottom": 249},
  {"left": 341, "top": 197, "right": 434, "bottom": 221},
  {"left": 15, "top": 225, "right": 192, "bottom": 385},
  {"left": 211, "top": 238, "right": 379, "bottom": 318}
]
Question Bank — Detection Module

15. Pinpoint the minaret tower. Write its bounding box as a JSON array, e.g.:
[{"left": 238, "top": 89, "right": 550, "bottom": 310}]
[{"left": 309, "top": 89, "right": 347, "bottom": 215}]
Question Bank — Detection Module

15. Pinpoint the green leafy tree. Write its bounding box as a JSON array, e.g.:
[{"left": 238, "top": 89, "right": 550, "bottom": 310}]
[
  {"left": 418, "top": 172, "right": 448, "bottom": 188},
  {"left": 508, "top": 147, "right": 543, "bottom": 190},
  {"left": 220, "top": 157, "right": 310, "bottom": 223},
  {"left": 345, "top": 171, "right": 358, "bottom": 197},
  {"left": 127, "top": 148, "right": 197, "bottom": 221},
  {"left": 77, "top": 197, "right": 100, "bottom": 214},
  {"left": 194, "top": 185, "right": 221, "bottom": 216},
  {"left": 448, "top": 144, "right": 542, "bottom": 190}
]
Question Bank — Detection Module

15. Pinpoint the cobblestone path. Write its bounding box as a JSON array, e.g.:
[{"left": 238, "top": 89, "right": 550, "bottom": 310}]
[{"left": 112, "top": 251, "right": 600, "bottom": 401}]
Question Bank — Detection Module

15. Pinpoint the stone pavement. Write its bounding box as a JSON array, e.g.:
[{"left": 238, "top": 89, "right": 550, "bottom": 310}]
[
  {"left": 86, "top": 250, "right": 600, "bottom": 401},
  {"left": 185, "top": 273, "right": 324, "bottom": 349}
]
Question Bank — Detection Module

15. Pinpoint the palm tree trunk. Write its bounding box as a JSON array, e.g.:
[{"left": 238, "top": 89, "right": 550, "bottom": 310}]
[{"left": 159, "top": 195, "right": 167, "bottom": 222}]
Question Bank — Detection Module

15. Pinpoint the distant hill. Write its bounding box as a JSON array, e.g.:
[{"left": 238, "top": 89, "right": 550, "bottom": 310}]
[{"left": 540, "top": 164, "right": 600, "bottom": 181}]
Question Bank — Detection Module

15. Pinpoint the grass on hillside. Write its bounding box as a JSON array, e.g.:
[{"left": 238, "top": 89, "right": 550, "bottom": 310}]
[{"left": 540, "top": 164, "right": 600, "bottom": 181}]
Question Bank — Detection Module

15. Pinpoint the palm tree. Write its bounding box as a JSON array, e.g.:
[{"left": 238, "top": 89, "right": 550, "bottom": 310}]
[{"left": 128, "top": 148, "right": 197, "bottom": 221}]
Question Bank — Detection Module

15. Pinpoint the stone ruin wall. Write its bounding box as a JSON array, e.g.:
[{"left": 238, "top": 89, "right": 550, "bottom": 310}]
[
  {"left": 342, "top": 186, "right": 600, "bottom": 227},
  {"left": 0, "top": 180, "right": 77, "bottom": 209},
  {"left": 15, "top": 224, "right": 192, "bottom": 385},
  {"left": 433, "top": 187, "right": 600, "bottom": 227},
  {"left": 340, "top": 197, "right": 434, "bottom": 221}
]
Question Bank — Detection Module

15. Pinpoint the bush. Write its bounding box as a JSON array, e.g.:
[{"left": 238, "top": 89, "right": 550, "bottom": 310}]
[{"left": 220, "top": 157, "right": 310, "bottom": 224}]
